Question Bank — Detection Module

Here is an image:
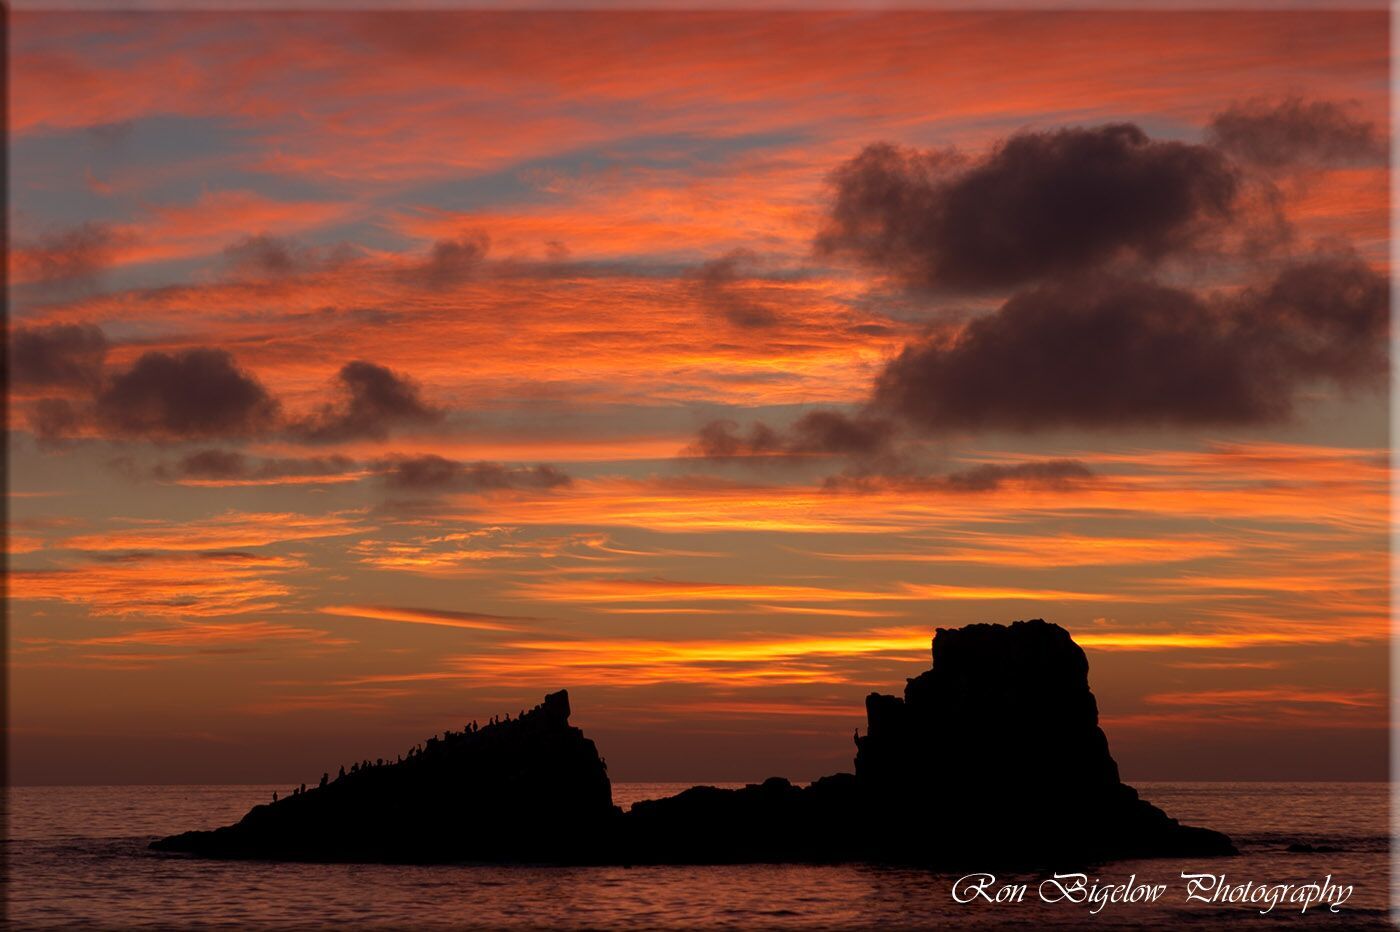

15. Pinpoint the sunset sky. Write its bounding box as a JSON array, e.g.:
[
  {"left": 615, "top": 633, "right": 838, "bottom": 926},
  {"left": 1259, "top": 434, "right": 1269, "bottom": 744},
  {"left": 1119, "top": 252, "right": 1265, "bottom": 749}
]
[{"left": 9, "top": 10, "right": 1390, "bottom": 784}]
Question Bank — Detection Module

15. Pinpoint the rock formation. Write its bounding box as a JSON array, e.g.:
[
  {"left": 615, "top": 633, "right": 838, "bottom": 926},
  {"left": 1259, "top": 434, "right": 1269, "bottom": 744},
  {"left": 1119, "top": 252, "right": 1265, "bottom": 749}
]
[
  {"left": 853, "top": 619, "right": 1232, "bottom": 864},
  {"left": 153, "top": 620, "right": 1235, "bottom": 865},
  {"left": 152, "top": 690, "right": 617, "bottom": 862}
]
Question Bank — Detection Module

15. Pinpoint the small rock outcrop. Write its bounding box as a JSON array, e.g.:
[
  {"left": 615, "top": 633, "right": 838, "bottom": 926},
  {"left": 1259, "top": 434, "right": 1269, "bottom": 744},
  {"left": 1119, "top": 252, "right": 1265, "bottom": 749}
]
[
  {"left": 621, "top": 773, "right": 864, "bottom": 863},
  {"left": 152, "top": 620, "right": 1235, "bottom": 865}
]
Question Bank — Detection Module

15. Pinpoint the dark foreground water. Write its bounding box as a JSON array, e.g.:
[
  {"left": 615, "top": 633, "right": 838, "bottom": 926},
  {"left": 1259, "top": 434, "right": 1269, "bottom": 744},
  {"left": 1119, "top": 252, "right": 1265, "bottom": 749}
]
[{"left": 4, "top": 782, "right": 1391, "bottom": 929}]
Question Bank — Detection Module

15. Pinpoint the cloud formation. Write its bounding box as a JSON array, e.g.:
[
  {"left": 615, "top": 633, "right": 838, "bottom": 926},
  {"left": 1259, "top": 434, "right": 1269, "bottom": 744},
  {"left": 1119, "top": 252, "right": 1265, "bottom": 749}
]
[
  {"left": 689, "top": 410, "right": 895, "bottom": 460},
  {"left": 1207, "top": 97, "right": 1386, "bottom": 169},
  {"left": 19, "top": 338, "right": 454, "bottom": 448},
  {"left": 150, "top": 449, "right": 357, "bottom": 484},
  {"left": 941, "top": 459, "right": 1095, "bottom": 492},
  {"left": 416, "top": 232, "right": 490, "bottom": 288},
  {"left": 813, "top": 106, "right": 1388, "bottom": 436},
  {"left": 291, "top": 361, "right": 444, "bottom": 442},
  {"left": 379, "top": 454, "right": 571, "bottom": 492},
  {"left": 12, "top": 222, "right": 129, "bottom": 285},
  {"left": 693, "top": 250, "right": 780, "bottom": 328},
  {"left": 817, "top": 126, "right": 1239, "bottom": 290},
  {"left": 10, "top": 323, "right": 109, "bottom": 390},
  {"left": 872, "top": 255, "right": 1387, "bottom": 431},
  {"left": 825, "top": 458, "right": 1096, "bottom": 493},
  {"left": 28, "top": 397, "right": 87, "bottom": 443},
  {"left": 94, "top": 348, "right": 282, "bottom": 441},
  {"left": 220, "top": 234, "right": 356, "bottom": 280}
]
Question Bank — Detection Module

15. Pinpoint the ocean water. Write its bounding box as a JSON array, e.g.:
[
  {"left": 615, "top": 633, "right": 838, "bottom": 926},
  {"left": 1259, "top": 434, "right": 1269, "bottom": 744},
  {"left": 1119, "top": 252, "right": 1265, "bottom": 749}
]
[{"left": 4, "top": 782, "right": 1391, "bottom": 929}]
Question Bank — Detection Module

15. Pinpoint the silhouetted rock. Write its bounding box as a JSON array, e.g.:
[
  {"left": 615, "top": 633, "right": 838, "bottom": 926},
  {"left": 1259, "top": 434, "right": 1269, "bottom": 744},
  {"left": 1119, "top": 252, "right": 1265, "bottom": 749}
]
[
  {"left": 854, "top": 620, "right": 1233, "bottom": 864},
  {"left": 152, "top": 621, "right": 1234, "bottom": 865},
  {"left": 621, "top": 773, "right": 864, "bottom": 863},
  {"left": 151, "top": 690, "right": 617, "bottom": 862}
]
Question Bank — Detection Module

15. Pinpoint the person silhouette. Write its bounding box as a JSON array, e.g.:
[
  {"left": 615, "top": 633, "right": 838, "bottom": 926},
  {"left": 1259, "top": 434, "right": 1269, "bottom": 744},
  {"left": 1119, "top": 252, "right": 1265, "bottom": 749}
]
[
  {"left": 320, "top": 773, "right": 328, "bottom": 788},
  {"left": 338, "top": 765, "right": 346, "bottom": 780},
  {"left": 272, "top": 791, "right": 278, "bottom": 803}
]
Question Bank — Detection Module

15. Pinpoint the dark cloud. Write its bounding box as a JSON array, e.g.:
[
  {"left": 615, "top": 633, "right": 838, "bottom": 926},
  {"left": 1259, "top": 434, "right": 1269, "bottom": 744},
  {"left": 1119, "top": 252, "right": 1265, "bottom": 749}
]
[
  {"left": 28, "top": 397, "right": 86, "bottom": 444},
  {"left": 847, "top": 323, "right": 897, "bottom": 337},
  {"left": 161, "top": 448, "right": 250, "bottom": 481},
  {"left": 688, "top": 410, "right": 895, "bottom": 460},
  {"left": 688, "top": 419, "right": 783, "bottom": 458},
  {"left": 1207, "top": 97, "right": 1386, "bottom": 169},
  {"left": 1248, "top": 255, "right": 1390, "bottom": 377},
  {"left": 291, "top": 361, "right": 444, "bottom": 442},
  {"left": 93, "top": 349, "right": 281, "bottom": 441},
  {"left": 221, "top": 235, "right": 360, "bottom": 280},
  {"left": 150, "top": 449, "right": 357, "bottom": 483},
  {"left": 21, "top": 345, "right": 445, "bottom": 447},
  {"left": 872, "top": 255, "right": 1387, "bottom": 432},
  {"left": 693, "top": 250, "right": 780, "bottom": 328},
  {"left": 940, "top": 459, "right": 1095, "bottom": 492},
  {"left": 825, "top": 458, "right": 1096, "bottom": 493},
  {"left": 417, "top": 232, "right": 490, "bottom": 287},
  {"left": 14, "top": 222, "right": 129, "bottom": 285},
  {"left": 223, "top": 234, "right": 308, "bottom": 278},
  {"left": 380, "top": 454, "right": 571, "bottom": 491},
  {"left": 10, "top": 323, "right": 109, "bottom": 390},
  {"left": 816, "top": 127, "right": 1238, "bottom": 290},
  {"left": 787, "top": 410, "right": 896, "bottom": 456}
]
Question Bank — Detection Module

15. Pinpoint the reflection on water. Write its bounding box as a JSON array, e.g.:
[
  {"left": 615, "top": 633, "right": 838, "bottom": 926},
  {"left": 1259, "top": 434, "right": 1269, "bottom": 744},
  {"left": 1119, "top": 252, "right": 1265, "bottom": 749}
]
[{"left": 6, "top": 783, "right": 1390, "bottom": 929}]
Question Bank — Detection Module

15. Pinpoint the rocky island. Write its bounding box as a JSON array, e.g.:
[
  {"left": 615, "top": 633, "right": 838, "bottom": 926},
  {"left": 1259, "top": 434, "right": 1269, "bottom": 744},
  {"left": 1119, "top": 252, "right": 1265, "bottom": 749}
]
[{"left": 152, "top": 619, "right": 1235, "bottom": 865}]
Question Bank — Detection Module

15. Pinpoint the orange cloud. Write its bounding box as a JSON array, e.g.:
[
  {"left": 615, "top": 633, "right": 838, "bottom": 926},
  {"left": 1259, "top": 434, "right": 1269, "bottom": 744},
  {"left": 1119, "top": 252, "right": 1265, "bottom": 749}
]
[
  {"left": 800, "top": 533, "right": 1238, "bottom": 568},
  {"left": 350, "top": 528, "right": 604, "bottom": 572},
  {"left": 10, "top": 552, "right": 304, "bottom": 618},
  {"left": 334, "top": 628, "right": 934, "bottom": 688},
  {"left": 1103, "top": 686, "right": 1388, "bottom": 730},
  {"left": 1145, "top": 687, "right": 1383, "bottom": 708},
  {"left": 318, "top": 604, "right": 531, "bottom": 632},
  {"left": 58, "top": 510, "right": 367, "bottom": 552},
  {"left": 75, "top": 620, "right": 352, "bottom": 648}
]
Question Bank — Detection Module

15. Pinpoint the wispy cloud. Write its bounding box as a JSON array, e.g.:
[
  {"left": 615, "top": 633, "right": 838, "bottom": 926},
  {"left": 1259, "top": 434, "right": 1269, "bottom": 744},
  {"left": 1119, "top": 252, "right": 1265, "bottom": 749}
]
[{"left": 319, "top": 604, "right": 534, "bottom": 632}]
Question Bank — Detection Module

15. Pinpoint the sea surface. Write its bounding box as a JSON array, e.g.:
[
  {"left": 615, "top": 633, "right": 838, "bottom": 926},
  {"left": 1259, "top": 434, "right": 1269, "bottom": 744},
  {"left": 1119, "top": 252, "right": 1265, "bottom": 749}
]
[{"left": 4, "top": 782, "right": 1391, "bottom": 929}]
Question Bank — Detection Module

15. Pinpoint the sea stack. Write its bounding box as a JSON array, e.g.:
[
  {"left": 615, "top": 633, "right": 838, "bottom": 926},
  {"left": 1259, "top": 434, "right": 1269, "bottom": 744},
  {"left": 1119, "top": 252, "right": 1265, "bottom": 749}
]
[
  {"left": 153, "top": 620, "right": 1235, "bottom": 865},
  {"left": 855, "top": 619, "right": 1234, "bottom": 863}
]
